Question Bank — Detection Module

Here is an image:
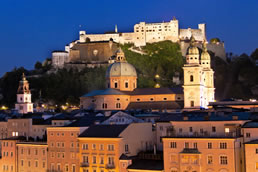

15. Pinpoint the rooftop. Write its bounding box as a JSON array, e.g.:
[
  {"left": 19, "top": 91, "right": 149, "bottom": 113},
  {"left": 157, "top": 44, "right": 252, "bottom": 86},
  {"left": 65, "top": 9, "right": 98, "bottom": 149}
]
[
  {"left": 127, "top": 159, "right": 163, "bottom": 171},
  {"left": 79, "top": 124, "right": 128, "bottom": 138}
]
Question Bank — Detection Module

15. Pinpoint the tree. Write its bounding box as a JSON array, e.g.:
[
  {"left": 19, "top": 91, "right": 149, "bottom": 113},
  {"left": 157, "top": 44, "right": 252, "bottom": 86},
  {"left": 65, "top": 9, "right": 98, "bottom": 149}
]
[
  {"left": 34, "top": 61, "right": 42, "bottom": 70},
  {"left": 251, "top": 48, "right": 258, "bottom": 61}
]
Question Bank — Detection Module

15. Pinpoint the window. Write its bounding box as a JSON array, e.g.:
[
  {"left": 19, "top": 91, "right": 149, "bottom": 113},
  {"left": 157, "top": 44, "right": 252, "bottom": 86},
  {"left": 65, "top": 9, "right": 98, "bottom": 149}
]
[
  {"left": 246, "top": 133, "right": 251, "bottom": 138},
  {"left": 108, "top": 157, "right": 114, "bottom": 165},
  {"left": 83, "top": 155, "right": 88, "bottom": 163},
  {"left": 72, "top": 165, "right": 76, "bottom": 172},
  {"left": 193, "top": 142, "right": 197, "bottom": 148},
  {"left": 93, "top": 156, "right": 97, "bottom": 164},
  {"left": 35, "top": 149, "right": 38, "bottom": 155},
  {"left": 256, "top": 148, "right": 258, "bottom": 154},
  {"left": 179, "top": 128, "right": 183, "bottom": 133},
  {"left": 125, "top": 144, "right": 129, "bottom": 152},
  {"left": 100, "top": 156, "right": 104, "bottom": 164},
  {"left": 220, "top": 156, "right": 228, "bottom": 165},
  {"left": 108, "top": 144, "right": 114, "bottom": 151},
  {"left": 42, "top": 162, "right": 46, "bottom": 168},
  {"left": 35, "top": 161, "right": 38, "bottom": 167},
  {"left": 125, "top": 82, "right": 128, "bottom": 88},
  {"left": 116, "top": 103, "right": 121, "bottom": 108},
  {"left": 208, "top": 142, "right": 212, "bottom": 149},
  {"left": 28, "top": 160, "right": 31, "bottom": 167},
  {"left": 92, "top": 144, "right": 96, "bottom": 150},
  {"left": 164, "top": 98, "right": 167, "bottom": 100},
  {"left": 65, "top": 164, "right": 69, "bottom": 172},
  {"left": 207, "top": 155, "right": 213, "bottom": 164},
  {"left": 21, "top": 160, "right": 24, "bottom": 166},
  {"left": 102, "top": 103, "right": 107, "bottom": 109},
  {"left": 190, "top": 101, "right": 194, "bottom": 107},
  {"left": 212, "top": 126, "right": 216, "bottom": 132},
  {"left": 82, "top": 144, "right": 88, "bottom": 150},
  {"left": 220, "top": 142, "right": 227, "bottom": 149},
  {"left": 57, "top": 164, "right": 61, "bottom": 171},
  {"left": 189, "top": 127, "right": 193, "bottom": 132},
  {"left": 114, "top": 82, "right": 118, "bottom": 88},
  {"left": 100, "top": 144, "right": 104, "bottom": 150},
  {"left": 185, "top": 142, "right": 189, "bottom": 148},
  {"left": 225, "top": 128, "right": 230, "bottom": 133},
  {"left": 190, "top": 75, "right": 194, "bottom": 82},
  {"left": 170, "top": 142, "right": 177, "bottom": 148}
]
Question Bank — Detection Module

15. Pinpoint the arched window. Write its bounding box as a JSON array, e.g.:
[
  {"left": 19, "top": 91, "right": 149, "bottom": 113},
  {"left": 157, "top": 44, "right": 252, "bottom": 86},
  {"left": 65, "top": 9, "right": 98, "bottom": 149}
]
[
  {"left": 114, "top": 82, "right": 118, "bottom": 88},
  {"left": 190, "top": 75, "right": 194, "bottom": 82},
  {"left": 116, "top": 103, "right": 121, "bottom": 108},
  {"left": 125, "top": 82, "right": 128, "bottom": 88}
]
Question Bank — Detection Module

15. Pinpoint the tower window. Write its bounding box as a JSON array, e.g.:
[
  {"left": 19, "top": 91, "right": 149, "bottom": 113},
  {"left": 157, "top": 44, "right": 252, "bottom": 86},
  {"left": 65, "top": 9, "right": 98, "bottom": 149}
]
[
  {"left": 190, "top": 101, "right": 194, "bottom": 107},
  {"left": 125, "top": 82, "right": 128, "bottom": 88},
  {"left": 114, "top": 82, "right": 118, "bottom": 88},
  {"left": 102, "top": 103, "right": 107, "bottom": 109},
  {"left": 116, "top": 103, "right": 121, "bottom": 108},
  {"left": 190, "top": 75, "right": 194, "bottom": 82}
]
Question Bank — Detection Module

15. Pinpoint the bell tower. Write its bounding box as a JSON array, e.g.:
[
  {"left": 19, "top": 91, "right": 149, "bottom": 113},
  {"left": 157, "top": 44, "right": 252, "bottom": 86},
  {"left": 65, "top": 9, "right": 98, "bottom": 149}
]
[
  {"left": 183, "top": 37, "right": 215, "bottom": 109},
  {"left": 15, "top": 73, "right": 34, "bottom": 114}
]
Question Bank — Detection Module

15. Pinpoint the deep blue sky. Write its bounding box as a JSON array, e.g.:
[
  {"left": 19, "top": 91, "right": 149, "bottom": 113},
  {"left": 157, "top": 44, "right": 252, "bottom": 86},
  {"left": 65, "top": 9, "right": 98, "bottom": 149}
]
[{"left": 0, "top": 0, "right": 257, "bottom": 76}]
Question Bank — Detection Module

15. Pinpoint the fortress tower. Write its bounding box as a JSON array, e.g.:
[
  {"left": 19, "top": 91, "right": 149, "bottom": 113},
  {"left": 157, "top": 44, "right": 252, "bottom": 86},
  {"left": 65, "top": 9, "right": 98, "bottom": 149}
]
[
  {"left": 15, "top": 74, "right": 34, "bottom": 114},
  {"left": 105, "top": 48, "right": 137, "bottom": 91},
  {"left": 183, "top": 37, "right": 215, "bottom": 109}
]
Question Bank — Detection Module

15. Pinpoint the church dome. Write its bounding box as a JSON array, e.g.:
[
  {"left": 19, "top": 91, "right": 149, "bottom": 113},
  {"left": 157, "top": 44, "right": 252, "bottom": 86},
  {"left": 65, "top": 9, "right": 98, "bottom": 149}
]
[
  {"left": 186, "top": 36, "right": 199, "bottom": 55},
  {"left": 187, "top": 46, "right": 199, "bottom": 55},
  {"left": 201, "top": 41, "right": 210, "bottom": 60},
  {"left": 201, "top": 51, "right": 210, "bottom": 60},
  {"left": 106, "top": 62, "right": 137, "bottom": 78}
]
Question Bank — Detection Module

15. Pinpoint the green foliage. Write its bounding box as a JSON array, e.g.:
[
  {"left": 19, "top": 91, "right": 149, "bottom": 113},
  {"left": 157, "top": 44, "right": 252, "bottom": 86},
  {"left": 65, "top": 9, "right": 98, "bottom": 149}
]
[
  {"left": 34, "top": 61, "right": 42, "bottom": 70},
  {"left": 251, "top": 48, "right": 258, "bottom": 61},
  {"left": 122, "top": 41, "right": 183, "bottom": 88},
  {"left": 0, "top": 67, "right": 106, "bottom": 107}
]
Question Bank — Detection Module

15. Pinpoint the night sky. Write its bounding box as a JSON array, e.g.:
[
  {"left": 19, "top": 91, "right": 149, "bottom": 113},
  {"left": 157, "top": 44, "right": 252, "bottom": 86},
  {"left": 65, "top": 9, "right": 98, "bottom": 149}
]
[{"left": 0, "top": 0, "right": 257, "bottom": 76}]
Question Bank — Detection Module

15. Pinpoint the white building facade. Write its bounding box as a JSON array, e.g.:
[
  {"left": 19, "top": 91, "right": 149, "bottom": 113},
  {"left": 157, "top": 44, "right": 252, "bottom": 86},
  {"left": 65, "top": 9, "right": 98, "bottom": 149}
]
[{"left": 183, "top": 37, "right": 215, "bottom": 109}]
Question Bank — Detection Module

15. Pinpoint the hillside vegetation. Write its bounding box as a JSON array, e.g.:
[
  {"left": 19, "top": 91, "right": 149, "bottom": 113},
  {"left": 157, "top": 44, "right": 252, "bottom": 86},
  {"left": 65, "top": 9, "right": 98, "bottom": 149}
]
[{"left": 0, "top": 42, "right": 257, "bottom": 108}]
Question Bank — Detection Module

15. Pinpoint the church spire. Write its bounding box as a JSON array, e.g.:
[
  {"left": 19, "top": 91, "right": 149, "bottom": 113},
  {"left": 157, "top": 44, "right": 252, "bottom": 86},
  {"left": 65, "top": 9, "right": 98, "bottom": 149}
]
[{"left": 115, "top": 47, "right": 126, "bottom": 62}]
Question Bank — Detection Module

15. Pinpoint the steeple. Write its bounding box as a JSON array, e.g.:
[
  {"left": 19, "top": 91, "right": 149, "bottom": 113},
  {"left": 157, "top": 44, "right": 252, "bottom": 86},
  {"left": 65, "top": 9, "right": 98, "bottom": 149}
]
[
  {"left": 200, "top": 39, "right": 211, "bottom": 68},
  {"left": 17, "top": 73, "right": 31, "bottom": 94},
  {"left": 115, "top": 47, "right": 126, "bottom": 62},
  {"left": 186, "top": 36, "right": 200, "bottom": 64},
  {"left": 15, "top": 73, "right": 34, "bottom": 114}
]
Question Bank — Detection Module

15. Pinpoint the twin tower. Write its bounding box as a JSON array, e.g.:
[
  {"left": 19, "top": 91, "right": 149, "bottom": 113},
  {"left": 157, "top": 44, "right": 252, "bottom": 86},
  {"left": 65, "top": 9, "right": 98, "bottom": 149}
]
[{"left": 183, "top": 37, "right": 215, "bottom": 109}]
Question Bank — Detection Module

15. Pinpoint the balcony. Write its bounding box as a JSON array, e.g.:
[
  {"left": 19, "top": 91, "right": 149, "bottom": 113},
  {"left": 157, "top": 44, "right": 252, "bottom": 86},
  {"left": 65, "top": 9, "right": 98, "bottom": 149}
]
[
  {"left": 105, "top": 164, "right": 115, "bottom": 169},
  {"left": 80, "top": 162, "right": 89, "bottom": 167}
]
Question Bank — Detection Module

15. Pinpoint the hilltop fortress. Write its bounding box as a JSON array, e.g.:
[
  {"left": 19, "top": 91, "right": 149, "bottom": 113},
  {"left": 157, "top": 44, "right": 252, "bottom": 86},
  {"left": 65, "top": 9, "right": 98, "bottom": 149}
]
[{"left": 52, "top": 18, "right": 226, "bottom": 69}]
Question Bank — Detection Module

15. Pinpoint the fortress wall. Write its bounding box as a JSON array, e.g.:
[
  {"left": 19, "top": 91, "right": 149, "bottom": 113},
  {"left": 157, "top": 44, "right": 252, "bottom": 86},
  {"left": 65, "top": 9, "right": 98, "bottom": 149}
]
[
  {"left": 180, "top": 41, "right": 226, "bottom": 61},
  {"left": 207, "top": 43, "right": 226, "bottom": 60}
]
